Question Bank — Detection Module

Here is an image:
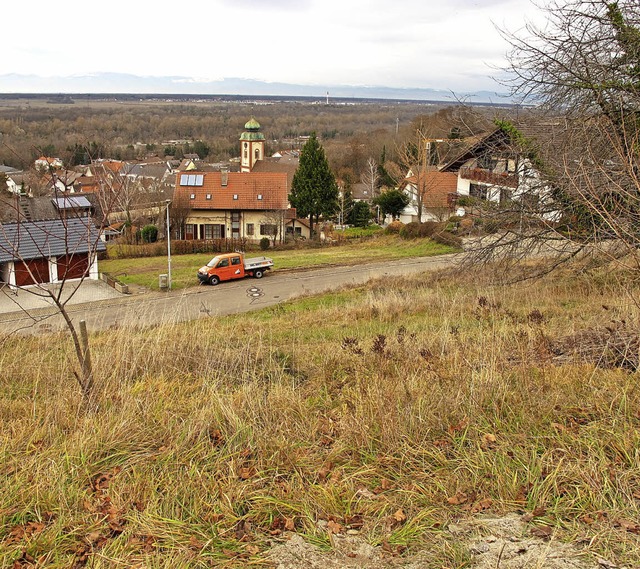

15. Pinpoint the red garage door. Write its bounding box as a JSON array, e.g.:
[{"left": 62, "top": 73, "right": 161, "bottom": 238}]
[
  {"left": 14, "top": 258, "right": 50, "bottom": 286},
  {"left": 57, "top": 253, "right": 89, "bottom": 280}
]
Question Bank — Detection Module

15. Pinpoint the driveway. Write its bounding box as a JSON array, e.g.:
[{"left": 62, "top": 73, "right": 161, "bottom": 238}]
[{"left": 0, "top": 254, "right": 460, "bottom": 335}]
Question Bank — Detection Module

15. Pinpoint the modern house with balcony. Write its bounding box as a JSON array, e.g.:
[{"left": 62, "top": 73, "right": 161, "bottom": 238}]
[{"left": 441, "top": 127, "right": 526, "bottom": 204}]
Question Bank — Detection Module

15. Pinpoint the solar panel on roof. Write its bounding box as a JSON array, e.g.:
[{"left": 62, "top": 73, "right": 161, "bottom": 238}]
[
  {"left": 52, "top": 196, "right": 92, "bottom": 209},
  {"left": 179, "top": 173, "right": 204, "bottom": 186}
]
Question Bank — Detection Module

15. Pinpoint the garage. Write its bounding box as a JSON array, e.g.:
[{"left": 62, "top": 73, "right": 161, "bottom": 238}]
[
  {"left": 14, "top": 258, "right": 50, "bottom": 287},
  {"left": 57, "top": 253, "right": 90, "bottom": 280}
]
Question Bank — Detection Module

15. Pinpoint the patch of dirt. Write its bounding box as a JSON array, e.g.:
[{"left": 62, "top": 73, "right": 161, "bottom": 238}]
[{"left": 268, "top": 514, "right": 605, "bottom": 569}]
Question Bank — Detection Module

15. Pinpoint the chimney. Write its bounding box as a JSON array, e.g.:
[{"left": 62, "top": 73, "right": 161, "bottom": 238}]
[{"left": 221, "top": 166, "right": 229, "bottom": 187}]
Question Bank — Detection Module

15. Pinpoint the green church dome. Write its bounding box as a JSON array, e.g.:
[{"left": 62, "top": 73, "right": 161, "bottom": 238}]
[
  {"left": 240, "top": 117, "right": 265, "bottom": 141},
  {"left": 244, "top": 117, "right": 261, "bottom": 131}
]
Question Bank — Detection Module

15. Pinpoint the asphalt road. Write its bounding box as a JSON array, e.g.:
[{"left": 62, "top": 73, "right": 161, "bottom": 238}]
[{"left": 0, "top": 254, "right": 460, "bottom": 335}]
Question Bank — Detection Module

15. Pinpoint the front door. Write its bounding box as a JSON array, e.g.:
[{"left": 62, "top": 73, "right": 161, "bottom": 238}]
[{"left": 231, "top": 212, "right": 240, "bottom": 240}]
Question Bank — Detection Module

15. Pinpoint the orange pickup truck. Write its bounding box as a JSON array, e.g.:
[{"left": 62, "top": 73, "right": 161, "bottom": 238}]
[{"left": 197, "top": 253, "right": 274, "bottom": 285}]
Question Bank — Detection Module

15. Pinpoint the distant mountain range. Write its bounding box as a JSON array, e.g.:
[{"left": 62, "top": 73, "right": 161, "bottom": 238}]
[{"left": 0, "top": 73, "right": 512, "bottom": 104}]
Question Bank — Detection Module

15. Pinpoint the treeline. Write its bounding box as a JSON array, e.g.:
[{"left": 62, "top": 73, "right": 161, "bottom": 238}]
[{"left": 0, "top": 98, "right": 505, "bottom": 179}]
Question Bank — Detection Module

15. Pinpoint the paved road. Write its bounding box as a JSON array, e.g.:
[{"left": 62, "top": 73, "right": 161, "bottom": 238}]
[{"left": 0, "top": 254, "right": 460, "bottom": 335}]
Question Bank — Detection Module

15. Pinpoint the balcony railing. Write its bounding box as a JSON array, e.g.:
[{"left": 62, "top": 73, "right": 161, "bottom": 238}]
[{"left": 460, "top": 168, "right": 519, "bottom": 188}]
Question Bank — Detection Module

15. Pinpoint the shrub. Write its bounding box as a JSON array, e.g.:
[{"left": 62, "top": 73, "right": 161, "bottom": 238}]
[
  {"left": 140, "top": 225, "right": 158, "bottom": 243},
  {"left": 260, "top": 237, "right": 271, "bottom": 251},
  {"left": 399, "top": 222, "right": 444, "bottom": 239},
  {"left": 384, "top": 221, "right": 404, "bottom": 234}
]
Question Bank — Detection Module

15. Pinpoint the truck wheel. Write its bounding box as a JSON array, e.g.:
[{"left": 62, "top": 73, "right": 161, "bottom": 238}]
[
  {"left": 253, "top": 269, "right": 264, "bottom": 279},
  {"left": 209, "top": 275, "right": 220, "bottom": 286}
]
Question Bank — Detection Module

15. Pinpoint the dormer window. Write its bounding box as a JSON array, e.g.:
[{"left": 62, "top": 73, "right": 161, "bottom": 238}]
[
  {"left": 233, "top": 194, "right": 238, "bottom": 200},
  {"left": 257, "top": 194, "right": 263, "bottom": 200},
  {"left": 190, "top": 193, "right": 195, "bottom": 200},
  {"left": 206, "top": 194, "right": 212, "bottom": 200}
]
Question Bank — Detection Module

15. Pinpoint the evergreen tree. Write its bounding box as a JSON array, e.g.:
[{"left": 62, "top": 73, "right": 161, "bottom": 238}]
[
  {"left": 290, "top": 133, "right": 339, "bottom": 236},
  {"left": 374, "top": 189, "right": 410, "bottom": 221},
  {"left": 348, "top": 200, "right": 372, "bottom": 227}
]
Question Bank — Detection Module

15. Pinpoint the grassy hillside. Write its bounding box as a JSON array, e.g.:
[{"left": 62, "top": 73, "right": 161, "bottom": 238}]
[{"left": 1, "top": 266, "right": 639, "bottom": 567}]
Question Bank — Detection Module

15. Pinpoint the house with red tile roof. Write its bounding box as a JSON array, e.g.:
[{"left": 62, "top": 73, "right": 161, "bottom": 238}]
[
  {"left": 173, "top": 119, "right": 309, "bottom": 243},
  {"left": 173, "top": 169, "right": 293, "bottom": 242},
  {"left": 398, "top": 170, "right": 459, "bottom": 223}
]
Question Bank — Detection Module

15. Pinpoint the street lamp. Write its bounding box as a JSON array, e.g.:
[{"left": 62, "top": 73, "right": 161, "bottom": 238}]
[{"left": 165, "top": 199, "right": 172, "bottom": 291}]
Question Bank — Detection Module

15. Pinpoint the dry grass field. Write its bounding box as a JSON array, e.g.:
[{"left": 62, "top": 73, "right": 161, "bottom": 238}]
[{"left": 1, "top": 265, "right": 639, "bottom": 567}]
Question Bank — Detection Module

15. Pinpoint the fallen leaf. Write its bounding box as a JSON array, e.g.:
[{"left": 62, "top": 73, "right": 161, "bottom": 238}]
[
  {"left": 530, "top": 525, "right": 553, "bottom": 540},
  {"left": 284, "top": 517, "right": 296, "bottom": 531},
  {"left": 448, "top": 419, "right": 469, "bottom": 434},
  {"left": 447, "top": 492, "right": 468, "bottom": 505},
  {"left": 318, "top": 462, "right": 333, "bottom": 482},
  {"left": 393, "top": 509, "right": 407, "bottom": 523},
  {"left": 245, "top": 544, "right": 260, "bottom": 555},
  {"left": 189, "top": 536, "right": 204, "bottom": 550},
  {"left": 616, "top": 519, "right": 640, "bottom": 533},
  {"left": 239, "top": 467, "right": 255, "bottom": 480},
  {"left": 208, "top": 428, "right": 224, "bottom": 446},
  {"left": 355, "top": 487, "right": 377, "bottom": 499},
  {"left": 481, "top": 433, "right": 497, "bottom": 449},
  {"left": 327, "top": 520, "right": 343, "bottom": 534},
  {"left": 381, "top": 540, "right": 406, "bottom": 555},
  {"left": 470, "top": 497, "right": 493, "bottom": 513}
]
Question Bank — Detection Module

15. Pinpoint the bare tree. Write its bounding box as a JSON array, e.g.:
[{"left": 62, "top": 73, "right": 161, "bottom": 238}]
[
  {"left": 361, "top": 157, "right": 380, "bottom": 198},
  {"left": 260, "top": 210, "right": 286, "bottom": 246},
  {"left": 464, "top": 0, "right": 640, "bottom": 279},
  {"left": 0, "top": 160, "right": 109, "bottom": 404}
]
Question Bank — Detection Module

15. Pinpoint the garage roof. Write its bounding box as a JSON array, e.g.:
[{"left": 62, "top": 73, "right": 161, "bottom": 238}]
[{"left": 0, "top": 218, "right": 106, "bottom": 263}]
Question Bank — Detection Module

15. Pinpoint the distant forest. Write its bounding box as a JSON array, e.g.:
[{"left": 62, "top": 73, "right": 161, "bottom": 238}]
[{"left": 0, "top": 95, "right": 512, "bottom": 181}]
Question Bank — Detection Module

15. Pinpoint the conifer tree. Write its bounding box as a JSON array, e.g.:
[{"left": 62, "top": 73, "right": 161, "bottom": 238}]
[{"left": 290, "top": 133, "right": 339, "bottom": 236}]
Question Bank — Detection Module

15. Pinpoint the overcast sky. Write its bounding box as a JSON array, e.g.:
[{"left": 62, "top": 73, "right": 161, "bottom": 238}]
[{"left": 2, "top": 0, "right": 543, "bottom": 93}]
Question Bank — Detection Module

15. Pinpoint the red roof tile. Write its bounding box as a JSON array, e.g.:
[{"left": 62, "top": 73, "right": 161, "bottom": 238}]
[{"left": 174, "top": 171, "right": 289, "bottom": 211}]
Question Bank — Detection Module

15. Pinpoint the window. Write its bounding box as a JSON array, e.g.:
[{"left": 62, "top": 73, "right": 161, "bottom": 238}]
[
  {"left": 212, "top": 224, "right": 224, "bottom": 239},
  {"left": 217, "top": 258, "right": 229, "bottom": 268},
  {"left": 469, "top": 184, "right": 488, "bottom": 200},
  {"left": 246, "top": 223, "right": 254, "bottom": 236},
  {"left": 190, "top": 193, "right": 195, "bottom": 200},
  {"left": 231, "top": 256, "right": 241, "bottom": 266},
  {"left": 206, "top": 194, "right": 212, "bottom": 200},
  {"left": 257, "top": 194, "right": 263, "bottom": 200},
  {"left": 185, "top": 224, "right": 195, "bottom": 239},
  {"left": 204, "top": 224, "right": 213, "bottom": 239},
  {"left": 260, "top": 224, "right": 277, "bottom": 236},
  {"left": 233, "top": 194, "right": 238, "bottom": 200},
  {"left": 255, "top": 148, "right": 260, "bottom": 160}
]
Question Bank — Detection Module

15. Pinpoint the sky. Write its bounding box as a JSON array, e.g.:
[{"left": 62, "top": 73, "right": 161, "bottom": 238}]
[{"left": 1, "top": 0, "right": 543, "bottom": 94}]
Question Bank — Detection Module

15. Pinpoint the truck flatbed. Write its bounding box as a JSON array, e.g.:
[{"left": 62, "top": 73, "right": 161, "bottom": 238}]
[{"left": 243, "top": 256, "right": 274, "bottom": 270}]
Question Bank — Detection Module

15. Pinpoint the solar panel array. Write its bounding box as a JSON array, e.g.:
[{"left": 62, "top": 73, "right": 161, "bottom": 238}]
[{"left": 179, "top": 174, "right": 204, "bottom": 186}]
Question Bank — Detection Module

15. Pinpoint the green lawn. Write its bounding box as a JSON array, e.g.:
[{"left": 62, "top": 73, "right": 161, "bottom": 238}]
[{"left": 100, "top": 236, "right": 458, "bottom": 291}]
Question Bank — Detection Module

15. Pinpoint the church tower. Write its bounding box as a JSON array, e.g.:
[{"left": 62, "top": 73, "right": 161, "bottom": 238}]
[{"left": 239, "top": 117, "right": 265, "bottom": 173}]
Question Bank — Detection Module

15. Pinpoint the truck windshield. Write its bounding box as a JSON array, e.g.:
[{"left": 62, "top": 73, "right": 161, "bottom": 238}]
[{"left": 206, "top": 257, "right": 220, "bottom": 268}]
